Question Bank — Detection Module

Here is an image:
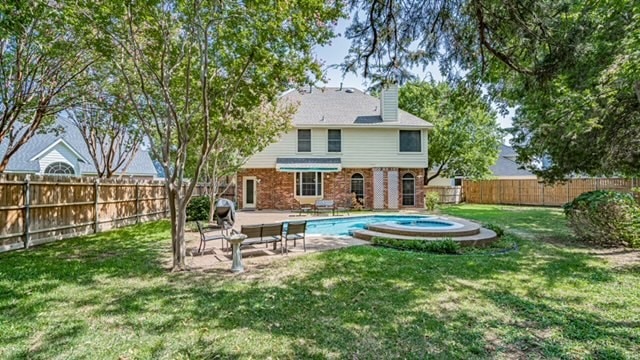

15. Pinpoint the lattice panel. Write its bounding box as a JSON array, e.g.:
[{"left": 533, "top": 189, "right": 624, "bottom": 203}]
[
  {"left": 387, "top": 170, "right": 398, "bottom": 209},
  {"left": 373, "top": 169, "right": 384, "bottom": 209}
]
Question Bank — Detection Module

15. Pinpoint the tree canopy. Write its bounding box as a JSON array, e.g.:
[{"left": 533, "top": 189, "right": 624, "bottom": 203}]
[
  {"left": 345, "top": 0, "right": 640, "bottom": 181},
  {"left": 84, "top": 0, "right": 342, "bottom": 270},
  {"left": 398, "top": 81, "right": 502, "bottom": 184}
]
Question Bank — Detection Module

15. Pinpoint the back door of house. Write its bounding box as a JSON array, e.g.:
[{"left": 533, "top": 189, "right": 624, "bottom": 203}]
[{"left": 243, "top": 177, "right": 257, "bottom": 209}]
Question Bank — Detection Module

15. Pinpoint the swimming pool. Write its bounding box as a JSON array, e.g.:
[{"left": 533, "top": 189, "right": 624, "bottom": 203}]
[{"left": 298, "top": 215, "right": 454, "bottom": 236}]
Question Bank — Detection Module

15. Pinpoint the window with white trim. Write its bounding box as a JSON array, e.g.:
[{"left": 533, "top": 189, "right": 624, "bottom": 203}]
[
  {"left": 328, "top": 129, "right": 341, "bottom": 152},
  {"left": 297, "top": 129, "right": 311, "bottom": 152},
  {"left": 44, "top": 162, "right": 75, "bottom": 175},
  {"left": 399, "top": 130, "right": 421, "bottom": 152},
  {"left": 295, "top": 172, "right": 322, "bottom": 196}
]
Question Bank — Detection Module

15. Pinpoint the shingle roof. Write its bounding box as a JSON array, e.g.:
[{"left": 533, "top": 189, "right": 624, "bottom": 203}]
[
  {"left": 0, "top": 118, "right": 158, "bottom": 176},
  {"left": 281, "top": 87, "right": 432, "bottom": 128},
  {"left": 491, "top": 145, "right": 535, "bottom": 177}
]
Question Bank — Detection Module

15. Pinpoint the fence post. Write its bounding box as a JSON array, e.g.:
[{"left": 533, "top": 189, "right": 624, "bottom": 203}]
[
  {"left": 541, "top": 182, "right": 545, "bottom": 206},
  {"left": 23, "top": 176, "right": 31, "bottom": 249},
  {"left": 135, "top": 182, "right": 140, "bottom": 224},
  {"left": 480, "top": 181, "right": 483, "bottom": 203},
  {"left": 94, "top": 179, "right": 100, "bottom": 233}
]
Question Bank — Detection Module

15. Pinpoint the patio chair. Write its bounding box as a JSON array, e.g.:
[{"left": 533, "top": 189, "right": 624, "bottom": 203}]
[
  {"left": 285, "top": 221, "right": 307, "bottom": 252},
  {"left": 196, "top": 221, "right": 226, "bottom": 255}
]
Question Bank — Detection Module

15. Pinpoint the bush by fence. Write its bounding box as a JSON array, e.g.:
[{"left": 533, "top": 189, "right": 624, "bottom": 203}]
[
  {"left": 0, "top": 174, "right": 235, "bottom": 252},
  {"left": 463, "top": 178, "right": 637, "bottom": 207}
]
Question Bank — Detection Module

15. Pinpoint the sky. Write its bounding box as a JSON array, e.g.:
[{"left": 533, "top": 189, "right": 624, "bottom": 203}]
[{"left": 312, "top": 18, "right": 514, "bottom": 133}]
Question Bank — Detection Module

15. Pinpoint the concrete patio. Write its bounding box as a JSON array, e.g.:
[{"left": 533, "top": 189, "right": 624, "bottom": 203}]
[{"left": 183, "top": 210, "right": 375, "bottom": 272}]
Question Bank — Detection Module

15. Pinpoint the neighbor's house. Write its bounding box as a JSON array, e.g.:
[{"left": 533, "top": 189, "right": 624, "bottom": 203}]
[
  {"left": 427, "top": 144, "right": 536, "bottom": 187},
  {"left": 0, "top": 119, "right": 157, "bottom": 179},
  {"left": 237, "top": 85, "right": 433, "bottom": 210}
]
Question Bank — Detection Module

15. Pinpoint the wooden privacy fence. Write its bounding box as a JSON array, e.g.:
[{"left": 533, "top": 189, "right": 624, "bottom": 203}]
[
  {"left": 464, "top": 178, "right": 638, "bottom": 207},
  {"left": 0, "top": 174, "right": 236, "bottom": 253},
  {"left": 424, "top": 186, "right": 463, "bottom": 204}
]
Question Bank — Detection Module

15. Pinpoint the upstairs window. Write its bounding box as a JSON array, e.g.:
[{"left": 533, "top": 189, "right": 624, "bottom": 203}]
[
  {"left": 295, "top": 172, "right": 322, "bottom": 196},
  {"left": 297, "top": 129, "right": 311, "bottom": 152},
  {"left": 328, "top": 129, "right": 341, "bottom": 152},
  {"left": 399, "top": 130, "right": 421, "bottom": 152}
]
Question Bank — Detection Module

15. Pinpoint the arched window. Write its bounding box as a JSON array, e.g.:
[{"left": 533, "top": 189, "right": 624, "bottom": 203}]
[
  {"left": 402, "top": 173, "right": 415, "bottom": 206},
  {"left": 350, "top": 173, "right": 364, "bottom": 206},
  {"left": 44, "top": 162, "right": 75, "bottom": 176}
]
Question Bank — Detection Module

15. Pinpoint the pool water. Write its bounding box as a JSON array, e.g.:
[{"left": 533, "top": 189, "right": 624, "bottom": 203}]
[{"left": 297, "top": 215, "right": 446, "bottom": 236}]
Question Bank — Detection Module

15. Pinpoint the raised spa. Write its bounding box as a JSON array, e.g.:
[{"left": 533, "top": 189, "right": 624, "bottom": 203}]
[{"left": 298, "top": 214, "right": 498, "bottom": 247}]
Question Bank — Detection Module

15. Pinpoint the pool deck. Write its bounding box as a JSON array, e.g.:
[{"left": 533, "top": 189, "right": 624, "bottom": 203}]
[{"left": 184, "top": 209, "right": 428, "bottom": 272}]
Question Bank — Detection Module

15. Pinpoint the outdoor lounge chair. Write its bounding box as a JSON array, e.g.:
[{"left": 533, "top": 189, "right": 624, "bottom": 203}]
[
  {"left": 285, "top": 221, "right": 307, "bottom": 252},
  {"left": 196, "top": 221, "right": 226, "bottom": 255}
]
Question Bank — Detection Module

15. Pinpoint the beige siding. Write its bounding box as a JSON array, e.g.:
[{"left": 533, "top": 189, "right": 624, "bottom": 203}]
[
  {"left": 38, "top": 143, "right": 81, "bottom": 175},
  {"left": 243, "top": 127, "right": 428, "bottom": 169},
  {"left": 380, "top": 84, "right": 399, "bottom": 122}
]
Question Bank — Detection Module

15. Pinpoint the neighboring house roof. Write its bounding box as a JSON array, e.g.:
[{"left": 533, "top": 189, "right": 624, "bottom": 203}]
[
  {"left": 281, "top": 87, "right": 433, "bottom": 128},
  {"left": 0, "top": 118, "right": 158, "bottom": 176},
  {"left": 490, "top": 145, "right": 535, "bottom": 177}
]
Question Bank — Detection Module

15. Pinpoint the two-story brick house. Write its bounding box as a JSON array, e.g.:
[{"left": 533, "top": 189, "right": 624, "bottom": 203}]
[{"left": 237, "top": 84, "right": 432, "bottom": 210}]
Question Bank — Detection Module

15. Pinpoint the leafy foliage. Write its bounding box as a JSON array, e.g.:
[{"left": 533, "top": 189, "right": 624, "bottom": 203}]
[
  {"left": 345, "top": 0, "right": 640, "bottom": 181},
  {"left": 398, "top": 81, "right": 502, "bottom": 184},
  {"left": 424, "top": 191, "right": 440, "bottom": 211},
  {"left": 66, "top": 65, "right": 142, "bottom": 178},
  {"left": 483, "top": 223, "right": 504, "bottom": 238},
  {"left": 85, "top": 0, "right": 343, "bottom": 269},
  {"left": 563, "top": 190, "right": 640, "bottom": 248},
  {"left": 371, "top": 237, "right": 461, "bottom": 254},
  {"left": 0, "top": 0, "right": 94, "bottom": 171},
  {"left": 186, "top": 196, "right": 210, "bottom": 222}
]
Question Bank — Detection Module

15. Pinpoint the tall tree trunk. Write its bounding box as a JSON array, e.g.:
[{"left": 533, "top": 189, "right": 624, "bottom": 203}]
[{"left": 168, "top": 184, "right": 187, "bottom": 271}]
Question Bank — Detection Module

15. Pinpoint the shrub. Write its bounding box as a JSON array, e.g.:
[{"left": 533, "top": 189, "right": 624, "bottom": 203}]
[
  {"left": 563, "top": 190, "right": 640, "bottom": 248},
  {"left": 425, "top": 191, "right": 440, "bottom": 211},
  {"left": 483, "top": 223, "right": 504, "bottom": 237},
  {"left": 186, "top": 196, "right": 211, "bottom": 221},
  {"left": 371, "top": 237, "right": 461, "bottom": 254}
]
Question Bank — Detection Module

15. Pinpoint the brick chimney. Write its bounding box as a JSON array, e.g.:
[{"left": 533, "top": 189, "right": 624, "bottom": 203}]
[{"left": 380, "top": 83, "right": 399, "bottom": 122}]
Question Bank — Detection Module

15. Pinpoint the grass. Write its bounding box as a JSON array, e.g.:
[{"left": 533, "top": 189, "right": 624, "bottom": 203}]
[{"left": 1, "top": 205, "right": 639, "bottom": 359}]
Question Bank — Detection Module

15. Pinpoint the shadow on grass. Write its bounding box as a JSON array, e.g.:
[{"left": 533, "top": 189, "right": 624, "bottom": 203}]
[{"left": 1, "top": 215, "right": 638, "bottom": 358}]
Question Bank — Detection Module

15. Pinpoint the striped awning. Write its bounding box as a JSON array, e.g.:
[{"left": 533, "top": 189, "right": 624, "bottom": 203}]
[{"left": 276, "top": 157, "right": 341, "bottom": 172}]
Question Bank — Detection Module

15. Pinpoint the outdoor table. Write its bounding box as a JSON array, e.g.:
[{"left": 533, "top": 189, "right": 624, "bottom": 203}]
[{"left": 226, "top": 233, "right": 248, "bottom": 273}]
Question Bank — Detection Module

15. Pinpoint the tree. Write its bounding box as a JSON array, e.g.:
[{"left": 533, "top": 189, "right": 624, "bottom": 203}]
[
  {"left": 0, "top": 0, "right": 94, "bottom": 172},
  {"left": 66, "top": 67, "right": 143, "bottom": 178},
  {"left": 398, "top": 81, "right": 501, "bottom": 185},
  {"left": 89, "top": 0, "right": 342, "bottom": 270},
  {"left": 344, "top": 0, "right": 640, "bottom": 181},
  {"left": 187, "top": 101, "right": 294, "bottom": 223}
]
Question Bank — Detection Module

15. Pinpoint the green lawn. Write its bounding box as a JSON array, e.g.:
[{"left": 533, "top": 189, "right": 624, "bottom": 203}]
[{"left": 1, "top": 205, "right": 639, "bottom": 359}]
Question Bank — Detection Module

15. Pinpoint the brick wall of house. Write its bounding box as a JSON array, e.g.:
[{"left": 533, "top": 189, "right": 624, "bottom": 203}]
[{"left": 237, "top": 167, "right": 424, "bottom": 210}]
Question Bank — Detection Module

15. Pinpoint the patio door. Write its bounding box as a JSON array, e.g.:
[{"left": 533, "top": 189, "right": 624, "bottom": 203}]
[
  {"left": 243, "top": 177, "right": 257, "bottom": 209},
  {"left": 402, "top": 173, "right": 415, "bottom": 206}
]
